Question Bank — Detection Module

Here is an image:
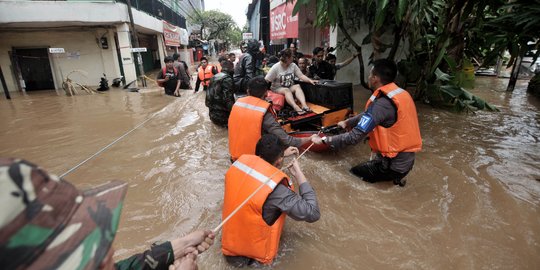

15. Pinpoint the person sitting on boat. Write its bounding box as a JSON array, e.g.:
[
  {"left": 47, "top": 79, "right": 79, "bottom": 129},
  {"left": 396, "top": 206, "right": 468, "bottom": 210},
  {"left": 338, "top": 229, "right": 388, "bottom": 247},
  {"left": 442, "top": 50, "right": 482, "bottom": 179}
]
[
  {"left": 311, "top": 59, "right": 422, "bottom": 187},
  {"left": 222, "top": 134, "right": 320, "bottom": 267},
  {"left": 264, "top": 49, "right": 317, "bottom": 115},
  {"left": 228, "top": 76, "right": 312, "bottom": 162}
]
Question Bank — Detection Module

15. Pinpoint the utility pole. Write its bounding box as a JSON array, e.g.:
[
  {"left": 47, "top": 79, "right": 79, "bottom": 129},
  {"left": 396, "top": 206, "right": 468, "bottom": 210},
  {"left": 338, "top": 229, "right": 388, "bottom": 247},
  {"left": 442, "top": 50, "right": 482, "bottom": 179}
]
[
  {"left": 0, "top": 66, "right": 11, "bottom": 99},
  {"left": 126, "top": 0, "right": 146, "bottom": 87}
]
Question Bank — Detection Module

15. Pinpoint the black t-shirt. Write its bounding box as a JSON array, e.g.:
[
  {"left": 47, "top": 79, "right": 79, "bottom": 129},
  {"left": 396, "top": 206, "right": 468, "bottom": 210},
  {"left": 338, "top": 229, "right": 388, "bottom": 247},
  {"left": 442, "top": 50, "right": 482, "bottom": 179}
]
[
  {"left": 157, "top": 68, "right": 179, "bottom": 95},
  {"left": 308, "top": 60, "right": 334, "bottom": 80}
]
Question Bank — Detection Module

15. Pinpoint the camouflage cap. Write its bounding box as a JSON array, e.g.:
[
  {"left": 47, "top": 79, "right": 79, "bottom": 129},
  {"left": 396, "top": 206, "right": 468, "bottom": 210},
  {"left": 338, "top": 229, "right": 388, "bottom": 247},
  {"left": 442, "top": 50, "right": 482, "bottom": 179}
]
[{"left": 0, "top": 158, "right": 127, "bottom": 269}]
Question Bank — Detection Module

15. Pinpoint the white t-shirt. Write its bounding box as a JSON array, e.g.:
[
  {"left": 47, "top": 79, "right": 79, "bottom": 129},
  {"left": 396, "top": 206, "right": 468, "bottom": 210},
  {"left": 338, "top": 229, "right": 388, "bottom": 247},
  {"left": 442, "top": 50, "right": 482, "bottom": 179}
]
[{"left": 265, "top": 62, "right": 304, "bottom": 91}]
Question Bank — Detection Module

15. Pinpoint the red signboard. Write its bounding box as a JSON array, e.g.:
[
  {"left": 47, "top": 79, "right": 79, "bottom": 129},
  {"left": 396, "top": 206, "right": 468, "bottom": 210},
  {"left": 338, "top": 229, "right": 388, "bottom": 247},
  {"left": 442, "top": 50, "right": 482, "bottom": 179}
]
[
  {"left": 163, "top": 21, "right": 180, "bottom": 47},
  {"left": 270, "top": 0, "right": 298, "bottom": 40}
]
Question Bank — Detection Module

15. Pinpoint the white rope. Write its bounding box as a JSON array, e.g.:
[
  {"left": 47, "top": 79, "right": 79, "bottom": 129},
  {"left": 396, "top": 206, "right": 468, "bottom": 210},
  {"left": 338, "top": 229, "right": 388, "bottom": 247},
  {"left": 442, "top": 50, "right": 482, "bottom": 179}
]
[
  {"left": 59, "top": 114, "right": 157, "bottom": 178},
  {"left": 58, "top": 93, "right": 199, "bottom": 178}
]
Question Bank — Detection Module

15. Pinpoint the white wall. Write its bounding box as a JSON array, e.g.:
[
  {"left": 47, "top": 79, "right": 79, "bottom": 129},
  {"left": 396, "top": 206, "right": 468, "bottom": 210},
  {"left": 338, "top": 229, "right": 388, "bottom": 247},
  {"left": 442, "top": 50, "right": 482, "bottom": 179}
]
[
  {"left": 0, "top": 1, "right": 172, "bottom": 92},
  {"left": 0, "top": 1, "right": 126, "bottom": 25},
  {"left": 335, "top": 23, "right": 406, "bottom": 85},
  {"left": 0, "top": 29, "right": 120, "bottom": 92}
]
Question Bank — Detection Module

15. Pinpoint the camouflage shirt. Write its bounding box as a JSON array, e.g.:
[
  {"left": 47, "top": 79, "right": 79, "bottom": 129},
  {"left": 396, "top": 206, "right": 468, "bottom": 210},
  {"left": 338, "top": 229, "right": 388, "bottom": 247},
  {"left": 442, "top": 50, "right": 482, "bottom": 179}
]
[
  {"left": 205, "top": 72, "right": 235, "bottom": 127},
  {"left": 115, "top": 241, "right": 174, "bottom": 270}
]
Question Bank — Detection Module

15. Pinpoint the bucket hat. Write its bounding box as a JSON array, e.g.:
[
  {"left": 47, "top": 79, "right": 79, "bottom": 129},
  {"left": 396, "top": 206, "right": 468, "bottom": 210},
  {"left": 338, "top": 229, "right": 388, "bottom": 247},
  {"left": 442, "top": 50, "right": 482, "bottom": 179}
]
[{"left": 0, "top": 158, "right": 127, "bottom": 269}]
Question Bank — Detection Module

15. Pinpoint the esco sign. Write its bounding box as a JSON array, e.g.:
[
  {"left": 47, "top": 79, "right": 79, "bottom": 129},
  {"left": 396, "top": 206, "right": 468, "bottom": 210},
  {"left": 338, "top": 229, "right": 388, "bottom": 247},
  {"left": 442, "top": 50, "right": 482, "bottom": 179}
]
[
  {"left": 269, "top": 1, "right": 298, "bottom": 39},
  {"left": 271, "top": 11, "right": 287, "bottom": 31}
]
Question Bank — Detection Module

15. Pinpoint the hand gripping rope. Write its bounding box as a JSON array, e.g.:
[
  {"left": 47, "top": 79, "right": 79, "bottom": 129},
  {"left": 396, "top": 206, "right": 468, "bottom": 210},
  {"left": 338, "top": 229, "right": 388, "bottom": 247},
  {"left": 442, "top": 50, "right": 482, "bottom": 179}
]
[{"left": 212, "top": 133, "right": 320, "bottom": 234}]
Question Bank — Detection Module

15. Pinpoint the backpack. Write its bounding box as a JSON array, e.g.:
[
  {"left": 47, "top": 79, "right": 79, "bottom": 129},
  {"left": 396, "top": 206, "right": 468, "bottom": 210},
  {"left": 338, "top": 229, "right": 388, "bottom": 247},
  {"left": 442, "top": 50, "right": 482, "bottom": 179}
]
[
  {"left": 206, "top": 73, "right": 227, "bottom": 108},
  {"left": 158, "top": 67, "right": 178, "bottom": 87}
]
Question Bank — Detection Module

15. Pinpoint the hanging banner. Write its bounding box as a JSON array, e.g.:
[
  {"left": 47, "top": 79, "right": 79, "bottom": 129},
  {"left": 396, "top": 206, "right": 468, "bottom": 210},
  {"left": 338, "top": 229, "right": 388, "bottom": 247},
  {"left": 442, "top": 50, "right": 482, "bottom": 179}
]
[
  {"left": 180, "top": 28, "right": 189, "bottom": 45},
  {"left": 270, "top": 0, "right": 298, "bottom": 40},
  {"left": 163, "top": 21, "right": 180, "bottom": 47}
]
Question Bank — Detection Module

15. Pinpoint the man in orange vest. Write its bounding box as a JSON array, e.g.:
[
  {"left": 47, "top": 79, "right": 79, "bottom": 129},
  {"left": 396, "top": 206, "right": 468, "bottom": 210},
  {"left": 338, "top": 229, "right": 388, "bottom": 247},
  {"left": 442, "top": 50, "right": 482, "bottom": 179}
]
[
  {"left": 222, "top": 134, "right": 320, "bottom": 267},
  {"left": 228, "top": 76, "right": 312, "bottom": 162},
  {"left": 194, "top": 57, "right": 218, "bottom": 93},
  {"left": 311, "top": 59, "right": 422, "bottom": 186}
]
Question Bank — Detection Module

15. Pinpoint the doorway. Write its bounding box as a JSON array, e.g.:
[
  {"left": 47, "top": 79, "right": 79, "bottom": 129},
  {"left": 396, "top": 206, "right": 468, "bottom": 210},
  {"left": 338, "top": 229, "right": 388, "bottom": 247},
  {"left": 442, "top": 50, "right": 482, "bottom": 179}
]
[{"left": 14, "top": 48, "right": 54, "bottom": 91}]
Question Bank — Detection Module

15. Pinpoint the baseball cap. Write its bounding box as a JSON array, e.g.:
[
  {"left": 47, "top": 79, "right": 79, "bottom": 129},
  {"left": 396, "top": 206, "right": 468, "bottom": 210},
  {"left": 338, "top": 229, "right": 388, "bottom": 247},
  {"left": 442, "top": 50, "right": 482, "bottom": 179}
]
[{"left": 0, "top": 158, "right": 127, "bottom": 269}]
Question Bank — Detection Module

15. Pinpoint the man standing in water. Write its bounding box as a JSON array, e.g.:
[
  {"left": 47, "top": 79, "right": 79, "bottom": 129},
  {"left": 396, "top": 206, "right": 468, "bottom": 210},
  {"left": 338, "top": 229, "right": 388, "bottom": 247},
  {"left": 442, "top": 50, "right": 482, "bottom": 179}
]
[
  {"left": 157, "top": 56, "right": 182, "bottom": 97},
  {"left": 221, "top": 134, "right": 320, "bottom": 266},
  {"left": 206, "top": 60, "right": 235, "bottom": 127},
  {"left": 311, "top": 59, "right": 422, "bottom": 186},
  {"left": 228, "top": 76, "right": 312, "bottom": 162},
  {"left": 194, "top": 57, "right": 218, "bottom": 93},
  {"left": 233, "top": 39, "right": 261, "bottom": 95}
]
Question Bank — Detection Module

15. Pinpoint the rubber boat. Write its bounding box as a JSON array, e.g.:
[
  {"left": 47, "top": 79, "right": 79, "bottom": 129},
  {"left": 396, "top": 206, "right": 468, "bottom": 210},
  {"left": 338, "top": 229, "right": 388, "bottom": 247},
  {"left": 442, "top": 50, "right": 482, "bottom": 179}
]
[{"left": 271, "top": 80, "right": 355, "bottom": 152}]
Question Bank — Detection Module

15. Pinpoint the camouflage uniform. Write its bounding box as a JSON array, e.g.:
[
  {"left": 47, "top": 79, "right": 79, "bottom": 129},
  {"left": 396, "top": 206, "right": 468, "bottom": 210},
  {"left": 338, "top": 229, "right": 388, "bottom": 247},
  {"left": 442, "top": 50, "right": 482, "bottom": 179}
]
[
  {"left": 205, "top": 70, "right": 235, "bottom": 127},
  {"left": 0, "top": 158, "right": 175, "bottom": 270},
  {"left": 115, "top": 241, "right": 174, "bottom": 270}
]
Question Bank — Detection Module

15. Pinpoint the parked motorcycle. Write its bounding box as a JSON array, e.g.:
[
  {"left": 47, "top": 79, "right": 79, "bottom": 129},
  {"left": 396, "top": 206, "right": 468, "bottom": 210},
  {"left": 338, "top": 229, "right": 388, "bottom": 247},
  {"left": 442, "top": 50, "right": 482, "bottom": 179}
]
[
  {"left": 97, "top": 73, "right": 109, "bottom": 91},
  {"left": 112, "top": 76, "right": 125, "bottom": 87}
]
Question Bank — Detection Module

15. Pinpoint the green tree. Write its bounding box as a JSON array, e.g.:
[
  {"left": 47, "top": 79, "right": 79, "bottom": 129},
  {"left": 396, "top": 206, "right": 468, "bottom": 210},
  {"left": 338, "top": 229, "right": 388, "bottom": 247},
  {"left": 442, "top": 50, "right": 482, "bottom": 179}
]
[
  {"left": 187, "top": 10, "right": 238, "bottom": 41},
  {"left": 469, "top": 1, "right": 540, "bottom": 91},
  {"left": 224, "top": 25, "right": 243, "bottom": 47},
  {"left": 292, "top": 0, "right": 506, "bottom": 112}
]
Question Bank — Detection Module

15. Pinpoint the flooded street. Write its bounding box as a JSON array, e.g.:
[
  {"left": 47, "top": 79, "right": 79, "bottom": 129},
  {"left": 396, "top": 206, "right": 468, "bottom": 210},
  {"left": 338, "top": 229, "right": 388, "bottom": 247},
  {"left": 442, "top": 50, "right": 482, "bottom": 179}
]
[{"left": 1, "top": 77, "right": 539, "bottom": 269}]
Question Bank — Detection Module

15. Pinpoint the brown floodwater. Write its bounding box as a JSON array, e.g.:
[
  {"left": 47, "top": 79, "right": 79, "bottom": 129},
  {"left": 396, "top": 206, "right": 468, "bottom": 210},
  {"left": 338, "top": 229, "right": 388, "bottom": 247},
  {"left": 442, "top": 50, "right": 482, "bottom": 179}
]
[{"left": 1, "top": 77, "right": 539, "bottom": 269}]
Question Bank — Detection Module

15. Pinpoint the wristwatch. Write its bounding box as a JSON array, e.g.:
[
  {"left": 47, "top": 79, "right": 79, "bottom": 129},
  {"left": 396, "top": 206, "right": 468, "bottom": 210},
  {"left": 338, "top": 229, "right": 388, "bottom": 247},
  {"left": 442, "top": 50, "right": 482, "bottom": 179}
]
[{"left": 321, "top": 136, "right": 328, "bottom": 144}]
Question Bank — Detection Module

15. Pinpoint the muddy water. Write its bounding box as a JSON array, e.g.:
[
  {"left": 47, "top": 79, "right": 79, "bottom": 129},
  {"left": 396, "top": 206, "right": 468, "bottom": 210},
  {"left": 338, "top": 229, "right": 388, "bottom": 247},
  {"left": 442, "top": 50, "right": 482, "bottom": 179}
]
[{"left": 1, "top": 77, "right": 539, "bottom": 269}]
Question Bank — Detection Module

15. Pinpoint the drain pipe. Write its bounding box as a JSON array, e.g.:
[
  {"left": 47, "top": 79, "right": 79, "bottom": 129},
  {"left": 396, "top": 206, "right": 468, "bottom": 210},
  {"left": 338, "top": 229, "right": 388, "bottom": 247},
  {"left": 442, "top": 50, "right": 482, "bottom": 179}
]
[
  {"left": 0, "top": 66, "right": 11, "bottom": 99},
  {"left": 126, "top": 0, "right": 147, "bottom": 87}
]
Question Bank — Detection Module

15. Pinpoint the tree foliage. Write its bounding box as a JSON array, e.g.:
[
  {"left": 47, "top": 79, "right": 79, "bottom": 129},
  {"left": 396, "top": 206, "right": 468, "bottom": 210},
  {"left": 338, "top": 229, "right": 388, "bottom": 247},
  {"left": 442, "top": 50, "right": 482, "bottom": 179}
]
[
  {"left": 290, "top": 0, "right": 540, "bottom": 112},
  {"left": 187, "top": 10, "right": 239, "bottom": 42}
]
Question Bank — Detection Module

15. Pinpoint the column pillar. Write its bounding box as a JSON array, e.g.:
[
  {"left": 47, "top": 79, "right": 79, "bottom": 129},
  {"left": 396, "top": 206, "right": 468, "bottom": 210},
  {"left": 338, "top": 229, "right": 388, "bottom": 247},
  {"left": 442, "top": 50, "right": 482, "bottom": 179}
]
[{"left": 116, "top": 23, "right": 137, "bottom": 85}]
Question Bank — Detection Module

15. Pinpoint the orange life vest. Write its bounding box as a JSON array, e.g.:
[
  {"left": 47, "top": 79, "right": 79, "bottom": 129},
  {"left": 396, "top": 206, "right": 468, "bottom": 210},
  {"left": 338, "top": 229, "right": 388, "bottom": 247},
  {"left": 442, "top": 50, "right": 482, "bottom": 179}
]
[
  {"left": 228, "top": 96, "right": 270, "bottom": 161},
  {"left": 365, "top": 82, "right": 422, "bottom": 158},
  {"left": 198, "top": 65, "right": 214, "bottom": 86},
  {"left": 221, "top": 154, "right": 294, "bottom": 264}
]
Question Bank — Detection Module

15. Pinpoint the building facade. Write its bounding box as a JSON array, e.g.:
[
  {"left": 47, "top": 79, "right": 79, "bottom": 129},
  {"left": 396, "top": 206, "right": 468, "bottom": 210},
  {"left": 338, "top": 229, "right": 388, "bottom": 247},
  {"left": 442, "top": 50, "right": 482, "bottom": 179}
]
[
  {"left": 246, "top": 0, "right": 375, "bottom": 85},
  {"left": 0, "top": 0, "right": 203, "bottom": 93}
]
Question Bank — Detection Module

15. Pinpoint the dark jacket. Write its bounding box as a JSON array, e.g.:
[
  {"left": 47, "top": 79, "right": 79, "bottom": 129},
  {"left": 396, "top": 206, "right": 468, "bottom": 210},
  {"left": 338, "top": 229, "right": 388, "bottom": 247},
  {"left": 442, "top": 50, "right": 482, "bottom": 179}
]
[
  {"left": 206, "top": 71, "right": 235, "bottom": 127},
  {"left": 233, "top": 41, "right": 260, "bottom": 94},
  {"left": 308, "top": 60, "right": 334, "bottom": 80},
  {"left": 173, "top": 61, "right": 191, "bottom": 88}
]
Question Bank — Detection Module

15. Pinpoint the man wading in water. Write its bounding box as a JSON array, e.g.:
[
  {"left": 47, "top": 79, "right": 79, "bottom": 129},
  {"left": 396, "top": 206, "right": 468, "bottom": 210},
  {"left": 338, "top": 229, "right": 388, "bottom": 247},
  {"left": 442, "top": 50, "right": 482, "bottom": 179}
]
[
  {"left": 312, "top": 59, "right": 422, "bottom": 186},
  {"left": 221, "top": 134, "right": 320, "bottom": 266}
]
